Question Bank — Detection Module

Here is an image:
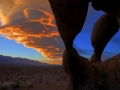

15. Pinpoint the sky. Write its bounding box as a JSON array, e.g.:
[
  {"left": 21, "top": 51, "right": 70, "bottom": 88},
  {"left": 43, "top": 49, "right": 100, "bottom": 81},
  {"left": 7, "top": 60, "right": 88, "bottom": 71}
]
[{"left": 0, "top": 0, "right": 120, "bottom": 65}]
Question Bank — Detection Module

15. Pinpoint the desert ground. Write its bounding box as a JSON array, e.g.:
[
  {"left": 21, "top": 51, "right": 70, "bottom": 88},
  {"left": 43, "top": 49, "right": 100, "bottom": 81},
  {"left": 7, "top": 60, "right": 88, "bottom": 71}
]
[{"left": 0, "top": 65, "right": 68, "bottom": 90}]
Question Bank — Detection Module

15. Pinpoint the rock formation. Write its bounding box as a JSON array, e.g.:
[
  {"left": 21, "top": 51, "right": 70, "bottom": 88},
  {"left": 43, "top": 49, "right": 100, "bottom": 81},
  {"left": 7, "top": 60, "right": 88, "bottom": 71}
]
[
  {"left": 91, "top": 0, "right": 120, "bottom": 14},
  {"left": 90, "top": 13, "right": 119, "bottom": 63},
  {"left": 48, "top": 0, "right": 120, "bottom": 90},
  {"left": 48, "top": 0, "right": 89, "bottom": 48}
]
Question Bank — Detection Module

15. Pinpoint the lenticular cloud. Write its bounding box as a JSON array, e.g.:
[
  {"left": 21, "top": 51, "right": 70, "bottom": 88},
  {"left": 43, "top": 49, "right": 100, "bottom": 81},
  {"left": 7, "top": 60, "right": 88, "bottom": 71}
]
[{"left": 0, "top": 0, "right": 65, "bottom": 60}]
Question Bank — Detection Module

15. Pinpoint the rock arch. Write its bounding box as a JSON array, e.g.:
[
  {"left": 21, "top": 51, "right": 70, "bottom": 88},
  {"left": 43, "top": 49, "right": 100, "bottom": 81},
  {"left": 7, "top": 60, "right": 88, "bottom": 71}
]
[{"left": 48, "top": 0, "right": 120, "bottom": 90}]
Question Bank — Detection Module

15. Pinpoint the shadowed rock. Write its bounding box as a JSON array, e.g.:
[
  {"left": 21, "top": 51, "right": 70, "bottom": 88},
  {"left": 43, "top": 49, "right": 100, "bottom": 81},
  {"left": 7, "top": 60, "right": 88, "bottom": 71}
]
[
  {"left": 63, "top": 48, "right": 120, "bottom": 90},
  {"left": 91, "top": 0, "right": 120, "bottom": 14},
  {"left": 116, "top": 9, "right": 120, "bottom": 23},
  {"left": 80, "top": 56, "right": 120, "bottom": 90},
  {"left": 48, "top": 0, "right": 120, "bottom": 90},
  {"left": 90, "top": 13, "right": 119, "bottom": 63},
  {"left": 48, "top": 0, "right": 89, "bottom": 48},
  {"left": 62, "top": 47, "right": 93, "bottom": 90}
]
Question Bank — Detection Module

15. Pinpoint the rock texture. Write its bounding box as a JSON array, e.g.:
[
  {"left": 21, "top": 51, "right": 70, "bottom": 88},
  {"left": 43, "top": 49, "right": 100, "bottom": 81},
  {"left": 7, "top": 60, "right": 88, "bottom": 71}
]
[{"left": 48, "top": 0, "right": 120, "bottom": 90}]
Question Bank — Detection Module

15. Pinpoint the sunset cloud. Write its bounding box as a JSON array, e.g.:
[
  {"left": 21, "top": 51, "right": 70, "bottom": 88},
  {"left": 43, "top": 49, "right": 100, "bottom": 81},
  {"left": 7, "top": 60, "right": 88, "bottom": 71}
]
[
  {"left": 0, "top": 0, "right": 65, "bottom": 60},
  {"left": 41, "top": 59, "right": 62, "bottom": 65}
]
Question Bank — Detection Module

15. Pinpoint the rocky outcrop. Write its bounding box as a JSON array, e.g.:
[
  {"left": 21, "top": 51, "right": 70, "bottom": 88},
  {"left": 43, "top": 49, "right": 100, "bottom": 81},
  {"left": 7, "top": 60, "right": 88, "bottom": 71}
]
[
  {"left": 62, "top": 48, "right": 120, "bottom": 90},
  {"left": 48, "top": 0, "right": 120, "bottom": 90},
  {"left": 80, "top": 54, "right": 120, "bottom": 90},
  {"left": 64, "top": 51, "right": 120, "bottom": 90}
]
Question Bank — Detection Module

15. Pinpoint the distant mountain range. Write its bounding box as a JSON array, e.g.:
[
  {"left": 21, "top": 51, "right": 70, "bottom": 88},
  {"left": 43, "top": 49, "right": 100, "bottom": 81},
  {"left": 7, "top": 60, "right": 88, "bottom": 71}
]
[
  {"left": 1, "top": 54, "right": 119, "bottom": 67},
  {"left": 0, "top": 55, "right": 60, "bottom": 67}
]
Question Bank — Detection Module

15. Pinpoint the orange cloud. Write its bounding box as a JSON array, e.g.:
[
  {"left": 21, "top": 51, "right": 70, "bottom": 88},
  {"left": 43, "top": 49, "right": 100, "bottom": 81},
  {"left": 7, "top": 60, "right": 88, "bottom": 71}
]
[
  {"left": 0, "top": 1, "right": 65, "bottom": 62},
  {"left": 41, "top": 59, "right": 62, "bottom": 65},
  {"left": 23, "top": 8, "right": 56, "bottom": 27},
  {"left": 0, "top": 21, "right": 64, "bottom": 59}
]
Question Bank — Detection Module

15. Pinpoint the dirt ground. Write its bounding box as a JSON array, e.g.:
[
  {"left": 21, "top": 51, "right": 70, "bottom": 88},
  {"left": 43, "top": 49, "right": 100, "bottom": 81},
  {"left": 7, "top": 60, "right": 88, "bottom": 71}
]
[{"left": 0, "top": 65, "right": 68, "bottom": 90}]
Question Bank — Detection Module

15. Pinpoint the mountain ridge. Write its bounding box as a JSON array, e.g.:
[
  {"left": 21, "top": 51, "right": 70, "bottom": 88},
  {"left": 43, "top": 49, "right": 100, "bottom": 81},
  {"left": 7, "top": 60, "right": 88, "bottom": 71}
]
[{"left": 0, "top": 55, "right": 60, "bottom": 67}]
